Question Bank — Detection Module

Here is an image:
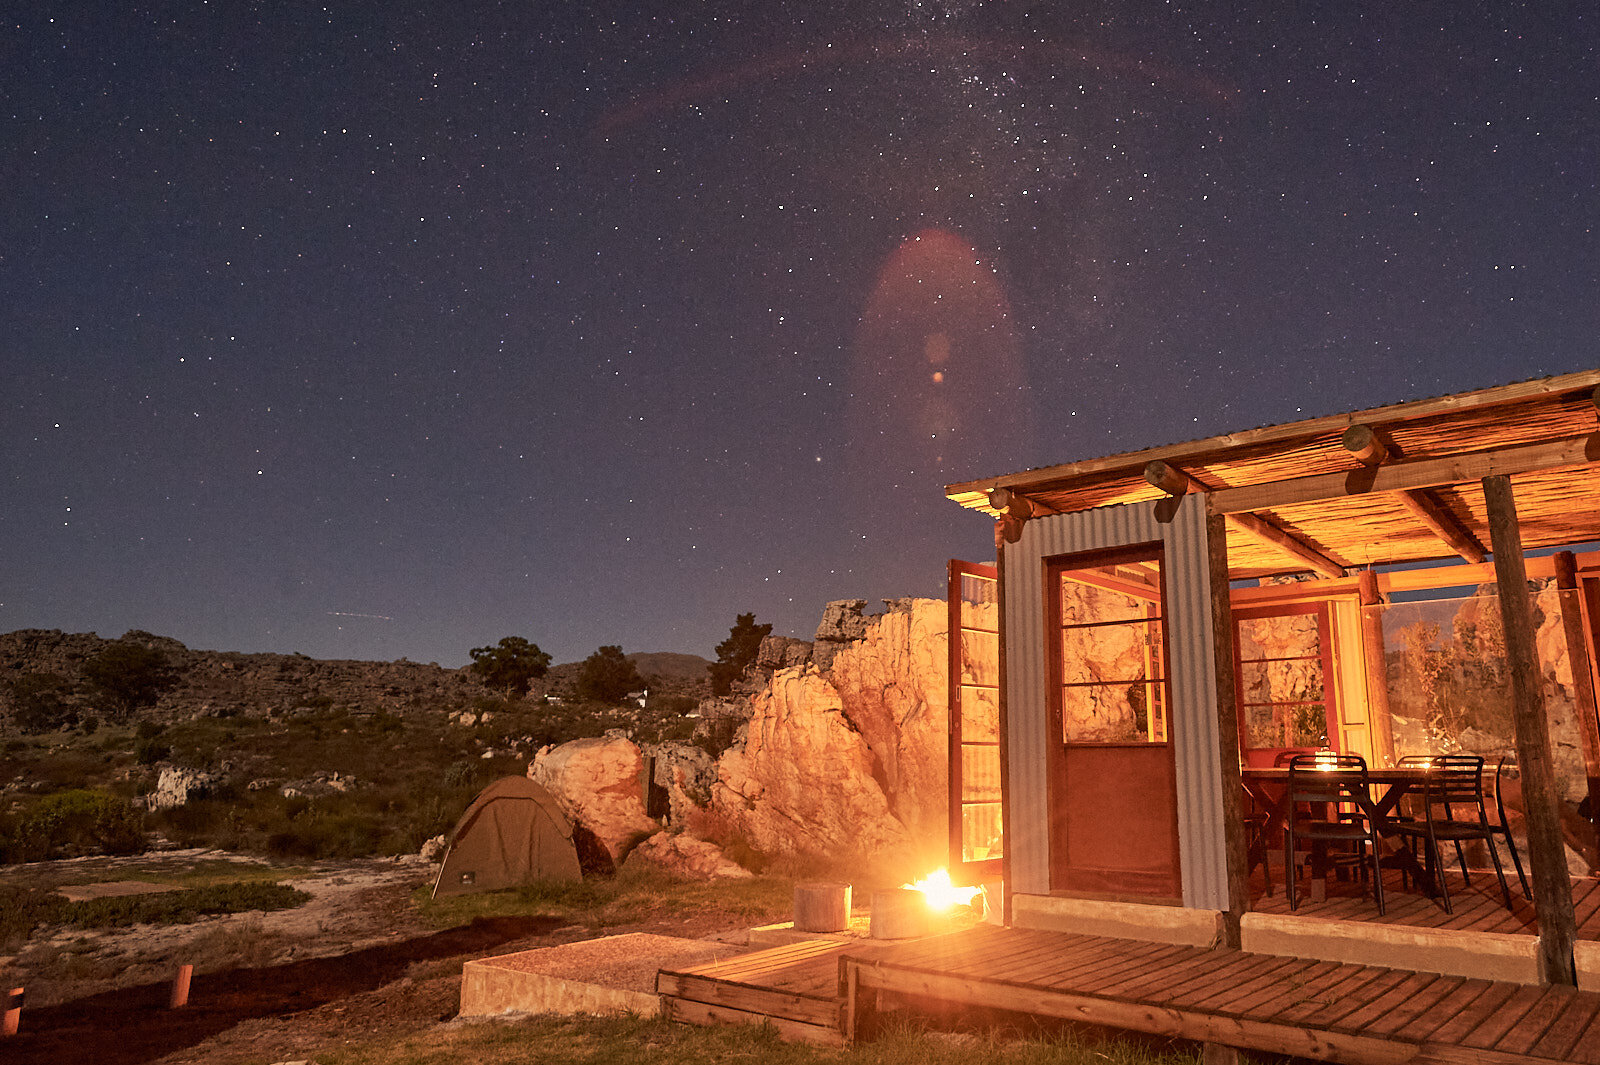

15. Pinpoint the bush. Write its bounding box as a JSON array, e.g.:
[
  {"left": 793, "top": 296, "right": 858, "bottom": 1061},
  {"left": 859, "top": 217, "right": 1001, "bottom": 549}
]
[{"left": 6, "top": 789, "right": 146, "bottom": 861}]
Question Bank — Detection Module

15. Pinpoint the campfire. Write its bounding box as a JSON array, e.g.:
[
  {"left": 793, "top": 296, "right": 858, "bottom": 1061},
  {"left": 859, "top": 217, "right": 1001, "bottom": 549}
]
[{"left": 902, "top": 868, "right": 983, "bottom": 913}]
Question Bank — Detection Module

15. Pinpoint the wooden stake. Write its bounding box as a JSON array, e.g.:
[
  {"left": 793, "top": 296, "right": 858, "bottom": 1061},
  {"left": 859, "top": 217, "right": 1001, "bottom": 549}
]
[
  {"left": 170, "top": 964, "right": 193, "bottom": 1009},
  {"left": 3, "top": 987, "right": 22, "bottom": 1037},
  {"left": 1554, "top": 550, "right": 1600, "bottom": 860},
  {"left": 1483, "top": 475, "right": 1578, "bottom": 985},
  {"left": 1356, "top": 570, "right": 1397, "bottom": 766}
]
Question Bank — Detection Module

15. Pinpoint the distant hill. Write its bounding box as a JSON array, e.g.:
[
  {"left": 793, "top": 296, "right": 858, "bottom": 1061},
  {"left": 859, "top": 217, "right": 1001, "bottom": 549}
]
[{"left": 544, "top": 650, "right": 712, "bottom": 699}]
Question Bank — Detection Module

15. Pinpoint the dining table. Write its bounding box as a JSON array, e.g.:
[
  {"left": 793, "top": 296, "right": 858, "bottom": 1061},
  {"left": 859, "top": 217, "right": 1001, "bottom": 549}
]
[{"left": 1240, "top": 764, "right": 1454, "bottom": 903}]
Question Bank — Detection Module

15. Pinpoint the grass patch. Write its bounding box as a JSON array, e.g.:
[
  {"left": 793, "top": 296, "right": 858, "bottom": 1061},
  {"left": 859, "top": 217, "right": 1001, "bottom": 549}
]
[
  {"left": 0, "top": 879, "right": 308, "bottom": 946},
  {"left": 316, "top": 1012, "right": 1213, "bottom": 1065},
  {"left": 414, "top": 866, "right": 795, "bottom": 930},
  {"left": 0, "top": 855, "right": 312, "bottom": 893}
]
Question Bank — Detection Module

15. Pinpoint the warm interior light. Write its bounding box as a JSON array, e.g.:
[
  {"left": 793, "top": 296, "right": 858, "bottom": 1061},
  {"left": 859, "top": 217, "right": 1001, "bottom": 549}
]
[{"left": 903, "top": 868, "right": 981, "bottom": 911}]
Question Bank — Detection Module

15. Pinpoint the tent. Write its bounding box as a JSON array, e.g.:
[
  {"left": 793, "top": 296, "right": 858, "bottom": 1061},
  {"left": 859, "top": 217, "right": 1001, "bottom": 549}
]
[{"left": 431, "top": 776, "right": 583, "bottom": 898}]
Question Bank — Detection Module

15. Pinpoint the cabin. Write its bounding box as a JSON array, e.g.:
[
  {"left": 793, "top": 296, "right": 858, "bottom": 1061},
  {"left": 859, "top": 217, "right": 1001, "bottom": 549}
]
[
  {"left": 660, "top": 372, "right": 1600, "bottom": 1062},
  {"left": 942, "top": 369, "right": 1600, "bottom": 989}
]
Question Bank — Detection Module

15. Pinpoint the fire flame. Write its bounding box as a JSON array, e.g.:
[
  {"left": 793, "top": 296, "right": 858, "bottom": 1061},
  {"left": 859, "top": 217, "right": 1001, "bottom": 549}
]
[{"left": 903, "top": 868, "right": 981, "bottom": 912}]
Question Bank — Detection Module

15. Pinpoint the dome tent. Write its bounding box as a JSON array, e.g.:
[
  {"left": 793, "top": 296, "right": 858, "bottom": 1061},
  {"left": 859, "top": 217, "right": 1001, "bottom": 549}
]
[{"left": 431, "top": 776, "right": 582, "bottom": 898}]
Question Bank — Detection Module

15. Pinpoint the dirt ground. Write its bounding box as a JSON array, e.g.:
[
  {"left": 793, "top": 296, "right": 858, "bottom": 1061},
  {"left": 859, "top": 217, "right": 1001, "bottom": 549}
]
[{"left": 0, "top": 851, "right": 768, "bottom": 1065}]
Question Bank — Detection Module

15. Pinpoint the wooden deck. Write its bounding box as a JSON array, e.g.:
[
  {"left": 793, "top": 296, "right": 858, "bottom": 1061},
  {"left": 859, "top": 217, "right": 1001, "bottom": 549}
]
[
  {"left": 661, "top": 925, "right": 1600, "bottom": 1063},
  {"left": 1249, "top": 863, "right": 1600, "bottom": 940}
]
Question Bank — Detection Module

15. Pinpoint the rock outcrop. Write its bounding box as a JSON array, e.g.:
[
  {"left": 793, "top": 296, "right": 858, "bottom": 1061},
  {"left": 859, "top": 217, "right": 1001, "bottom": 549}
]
[
  {"left": 528, "top": 734, "right": 659, "bottom": 863},
  {"left": 624, "top": 832, "right": 753, "bottom": 879},
  {"left": 146, "top": 765, "right": 221, "bottom": 810}
]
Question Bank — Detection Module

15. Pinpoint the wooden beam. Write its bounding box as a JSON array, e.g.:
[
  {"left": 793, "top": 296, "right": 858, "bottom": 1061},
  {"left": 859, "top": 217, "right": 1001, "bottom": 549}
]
[
  {"left": 1213, "top": 434, "right": 1599, "bottom": 514},
  {"left": 1206, "top": 501, "right": 1249, "bottom": 945},
  {"left": 1144, "top": 459, "right": 1346, "bottom": 577},
  {"left": 1227, "top": 513, "right": 1346, "bottom": 578},
  {"left": 1483, "top": 474, "right": 1578, "bottom": 986},
  {"left": 1554, "top": 550, "right": 1600, "bottom": 861},
  {"left": 1342, "top": 423, "right": 1391, "bottom": 466},
  {"left": 1145, "top": 459, "right": 1202, "bottom": 496},
  {"left": 1356, "top": 570, "right": 1397, "bottom": 767},
  {"left": 1393, "top": 489, "right": 1488, "bottom": 563}
]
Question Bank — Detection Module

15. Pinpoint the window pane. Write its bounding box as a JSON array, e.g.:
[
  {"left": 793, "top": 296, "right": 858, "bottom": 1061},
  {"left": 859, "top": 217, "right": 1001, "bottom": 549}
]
[
  {"left": 1060, "top": 618, "right": 1161, "bottom": 684},
  {"left": 960, "top": 742, "right": 1001, "bottom": 801},
  {"left": 1058, "top": 573, "right": 1159, "bottom": 625},
  {"left": 1062, "top": 682, "right": 1154, "bottom": 742},
  {"left": 960, "top": 686, "right": 999, "bottom": 742},
  {"left": 1238, "top": 658, "right": 1324, "bottom": 706},
  {"left": 1237, "top": 612, "right": 1322, "bottom": 661},
  {"left": 961, "top": 802, "right": 1003, "bottom": 862}
]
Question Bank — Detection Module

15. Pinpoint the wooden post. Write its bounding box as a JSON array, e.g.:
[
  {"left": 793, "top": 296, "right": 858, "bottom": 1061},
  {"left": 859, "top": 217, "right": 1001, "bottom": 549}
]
[
  {"left": 3, "top": 987, "right": 21, "bottom": 1037},
  {"left": 1483, "top": 475, "right": 1578, "bottom": 986},
  {"left": 1356, "top": 570, "right": 1397, "bottom": 767},
  {"left": 1206, "top": 500, "right": 1248, "bottom": 946},
  {"left": 1554, "top": 551, "right": 1600, "bottom": 860},
  {"left": 170, "top": 964, "right": 193, "bottom": 1009}
]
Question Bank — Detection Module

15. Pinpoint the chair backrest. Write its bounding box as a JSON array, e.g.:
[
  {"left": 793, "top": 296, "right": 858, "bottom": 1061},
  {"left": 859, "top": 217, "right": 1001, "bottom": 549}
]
[
  {"left": 1418, "top": 753, "right": 1487, "bottom": 814},
  {"left": 1287, "top": 752, "right": 1369, "bottom": 805}
]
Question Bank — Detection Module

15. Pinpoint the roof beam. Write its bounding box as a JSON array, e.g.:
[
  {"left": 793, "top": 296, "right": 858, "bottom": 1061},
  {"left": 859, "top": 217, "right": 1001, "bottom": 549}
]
[
  {"left": 987, "top": 487, "right": 1056, "bottom": 544},
  {"left": 1212, "top": 433, "right": 1600, "bottom": 515},
  {"left": 1342, "top": 424, "right": 1488, "bottom": 564},
  {"left": 1143, "top": 461, "right": 1347, "bottom": 578}
]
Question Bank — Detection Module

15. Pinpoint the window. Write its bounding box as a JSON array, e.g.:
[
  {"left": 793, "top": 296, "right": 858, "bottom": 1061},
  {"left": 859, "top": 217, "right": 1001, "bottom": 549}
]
[
  {"left": 1234, "top": 602, "right": 1335, "bottom": 753},
  {"left": 1050, "top": 548, "right": 1169, "bottom": 745}
]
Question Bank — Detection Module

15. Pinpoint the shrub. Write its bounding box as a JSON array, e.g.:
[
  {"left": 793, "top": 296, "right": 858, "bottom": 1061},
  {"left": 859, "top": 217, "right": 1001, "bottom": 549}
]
[{"left": 9, "top": 789, "right": 146, "bottom": 860}]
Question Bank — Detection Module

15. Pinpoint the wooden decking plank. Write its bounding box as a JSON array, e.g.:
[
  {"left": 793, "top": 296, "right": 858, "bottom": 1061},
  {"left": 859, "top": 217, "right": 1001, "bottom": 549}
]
[
  {"left": 663, "top": 995, "right": 842, "bottom": 1046},
  {"left": 1114, "top": 947, "right": 1271, "bottom": 1001},
  {"left": 1271, "top": 964, "right": 1393, "bottom": 1025},
  {"left": 851, "top": 959, "right": 1422, "bottom": 1065},
  {"left": 1362, "top": 974, "right": 1464, "bottom": 1037},
  {"left": 1148, "top": 951, "right": 1275, "bottom": 1006},
  {"left": 1329, "top": 970, "right": 1442, "bottom": 1034},
  {"left": 1088, "top": 944, "right": 1214, "bottom": 997},
  {"left": 1567, "top": 1000, "right": 1600, "bottom": 1065},
  {"left": 935, "top": 929, "right": 1101, "bottom": 974},
  {"left": 1291, "top": 966, "right": 1415, "bottom": 1029},
  {"left": 680, "top": 940, "right": 846, "bottom": 980},
  {"left": 1233, "top": 959, "right": 1347, "bottom": 1023},
  {"left": 1491, "top": 985, "right": 1575, "bottom": 1056},
  {"left": 1528, "top": 990, "right": 1600, "bottom": 1061},
  {"left": 1396, "top": 979, "right": 1510, "bottom": 1044},
  {"left": 1038, "top": 940, "right": 1194, "bottom": 993},
  {"left": 954, "top": 937, "right": 1108, "bottom": 986},
  {"left": 657, "top": 973, "right": 838, "bottom": 1028},
  {"left": 1572, "top": 877, "right": 1600, "bottom": 931},
  {"left": 1457, "top": 982, "right": 1546, "bottom": 1049},
  {"left": 1184, "top": 953, "right": 1318, "bottom": 1010},
  {"left": 1030, "top": 934, "right": 1184, "bottom": 982}
]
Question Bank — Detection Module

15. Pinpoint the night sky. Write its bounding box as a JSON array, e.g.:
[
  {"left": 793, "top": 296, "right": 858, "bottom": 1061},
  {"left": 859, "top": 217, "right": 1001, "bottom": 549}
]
[{"left": 5, "top": 3, "right": 1597, "bottom": 667}]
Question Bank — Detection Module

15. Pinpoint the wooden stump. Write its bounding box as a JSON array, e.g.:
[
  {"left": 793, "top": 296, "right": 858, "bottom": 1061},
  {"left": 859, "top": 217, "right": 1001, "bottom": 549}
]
[
  {"left": 4, "top": 987, "right": 23, "bottom": 1037},
  {"left": 869, "top": 889, "right": 930, "bottom": 939},
  {"left": 793, "top": 882, "right": 852, "bottom": 932}
]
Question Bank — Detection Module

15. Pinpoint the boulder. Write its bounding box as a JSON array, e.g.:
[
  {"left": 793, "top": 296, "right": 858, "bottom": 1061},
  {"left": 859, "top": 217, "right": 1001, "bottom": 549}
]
[
  {"left": 419, "top": 833, "right": 448, "bottom": 862},
  {"left": 147, "top": 766, "right": 221, "bottom": 810},
  {"left": 625, "top": 832, "right": 753, "bottom": 879},
  {"left": 529, "top": 735, "right": 659, "bottom": 863},
  {"left": 645, "top": 741, "right": 716, "bottom": 825}
]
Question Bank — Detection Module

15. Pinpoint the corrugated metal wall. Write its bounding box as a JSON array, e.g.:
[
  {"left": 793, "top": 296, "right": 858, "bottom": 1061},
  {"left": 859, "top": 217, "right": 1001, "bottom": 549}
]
[{"left": 1002, "top": 494, "right": 1230, "bottom": 909}]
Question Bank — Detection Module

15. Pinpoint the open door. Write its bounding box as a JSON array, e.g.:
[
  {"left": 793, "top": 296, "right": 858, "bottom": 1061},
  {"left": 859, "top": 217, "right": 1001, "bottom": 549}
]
[
  {"left": 1047, "top": 544, "right": 1182, "bottom": 901},
  {"left": 949, "top": 559, "right": 1001, "bottom": 884}
]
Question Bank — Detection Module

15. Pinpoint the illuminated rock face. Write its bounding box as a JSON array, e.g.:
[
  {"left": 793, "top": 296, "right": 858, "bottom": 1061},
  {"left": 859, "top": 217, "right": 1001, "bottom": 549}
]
[
  {"left": 710, "top": 598, "right": 953, "bottom": 871},
  {"left": 528, "top": 735, "right": 659, "bottom": 863}
]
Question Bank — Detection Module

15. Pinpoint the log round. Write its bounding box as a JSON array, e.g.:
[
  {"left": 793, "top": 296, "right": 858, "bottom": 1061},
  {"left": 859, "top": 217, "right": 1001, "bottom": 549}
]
[
  {"left": 793, "top": 881, "right": 851, "bottom": 932},
  {"left": 869, "top": 888, "right": 930, "bottom": 939}
]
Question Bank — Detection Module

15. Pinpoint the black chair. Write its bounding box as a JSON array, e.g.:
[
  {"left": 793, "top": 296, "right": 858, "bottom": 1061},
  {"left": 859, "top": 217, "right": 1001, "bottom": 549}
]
[
  {"left": 1388, "top": 754, "right": 1514, "bottom": 913},
  {"left": 1285, "top": 753, "right": 1385, "bottom": 914},
  {"left": 1489, "top": 754, "right": 1532, "bottom": 900}
]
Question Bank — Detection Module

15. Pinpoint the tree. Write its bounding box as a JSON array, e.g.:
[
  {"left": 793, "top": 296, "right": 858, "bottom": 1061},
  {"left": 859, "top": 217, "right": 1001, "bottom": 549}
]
[
  {"left": 709, "top": 612, "right": 771, "bottom": 696},
  {"left": 7, "top": 673, "right": 77, "bottom": 733},
  {"left": 82, "top": 641, "right": 175, "bottom": 721},
  {"left": 468, "top": 636, "right": 552, "bottom": 696},
  {"left": 575, "top": 645, "right": 645, "bottom": 704}
]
